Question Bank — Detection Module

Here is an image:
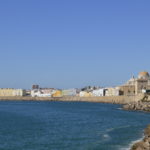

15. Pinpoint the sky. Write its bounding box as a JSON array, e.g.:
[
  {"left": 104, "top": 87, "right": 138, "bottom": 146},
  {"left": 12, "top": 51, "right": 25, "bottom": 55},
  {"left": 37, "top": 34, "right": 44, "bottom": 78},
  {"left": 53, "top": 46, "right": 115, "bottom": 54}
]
[{"left": 0, "top": 0, "right": 150, "bottom": 89}]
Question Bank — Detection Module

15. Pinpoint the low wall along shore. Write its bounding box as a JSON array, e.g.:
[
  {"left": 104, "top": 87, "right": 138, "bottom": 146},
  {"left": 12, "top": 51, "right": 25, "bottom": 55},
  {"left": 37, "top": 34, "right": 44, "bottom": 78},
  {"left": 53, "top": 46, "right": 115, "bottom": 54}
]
[{"left": 0, "top": 94, "right": 144, "bottom": 104}]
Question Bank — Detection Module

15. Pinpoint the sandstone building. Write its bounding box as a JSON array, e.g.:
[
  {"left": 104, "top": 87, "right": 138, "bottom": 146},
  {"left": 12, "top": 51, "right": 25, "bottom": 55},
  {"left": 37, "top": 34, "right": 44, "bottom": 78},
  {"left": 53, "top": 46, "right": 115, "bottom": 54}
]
[{"left": 119, "top": 71, "right": 150, "bottom": 95}]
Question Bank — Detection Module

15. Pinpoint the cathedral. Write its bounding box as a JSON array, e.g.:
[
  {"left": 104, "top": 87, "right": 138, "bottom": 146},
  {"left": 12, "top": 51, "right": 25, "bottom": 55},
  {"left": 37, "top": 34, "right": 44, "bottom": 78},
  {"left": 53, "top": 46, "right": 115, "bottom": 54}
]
[{"left": 119, "top": 71, "right": 150, "bottom": 95}]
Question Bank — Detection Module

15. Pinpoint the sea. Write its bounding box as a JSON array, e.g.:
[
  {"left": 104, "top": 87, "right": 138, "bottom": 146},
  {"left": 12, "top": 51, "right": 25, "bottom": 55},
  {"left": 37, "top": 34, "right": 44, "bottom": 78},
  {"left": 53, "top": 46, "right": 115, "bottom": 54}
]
[{"left": 0, "top": 101, "right": 150, "bottom": 150}]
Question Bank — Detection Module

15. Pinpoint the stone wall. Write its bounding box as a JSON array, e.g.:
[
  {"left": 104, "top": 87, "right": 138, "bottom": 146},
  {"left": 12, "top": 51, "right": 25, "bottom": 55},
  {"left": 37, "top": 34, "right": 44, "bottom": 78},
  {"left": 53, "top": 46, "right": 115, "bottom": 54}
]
[{"left": 0, "top": 94, "right": 145, "bottom": 104}]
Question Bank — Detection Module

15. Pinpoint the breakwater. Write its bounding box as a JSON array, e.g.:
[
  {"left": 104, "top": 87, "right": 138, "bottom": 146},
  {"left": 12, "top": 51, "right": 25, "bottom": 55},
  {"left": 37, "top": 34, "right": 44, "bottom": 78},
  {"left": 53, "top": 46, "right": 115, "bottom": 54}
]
[{"left": 0, "top": 94, "right": 144, "bottom": 104}]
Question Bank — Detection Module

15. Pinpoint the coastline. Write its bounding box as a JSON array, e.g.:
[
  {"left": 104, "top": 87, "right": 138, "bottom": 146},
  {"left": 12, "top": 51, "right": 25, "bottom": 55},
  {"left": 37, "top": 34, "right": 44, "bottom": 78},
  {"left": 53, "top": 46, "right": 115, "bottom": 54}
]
[
  {"left": 120, "top": 136, "right": 144, "bottom": 150},
  {"left": 129, "top": 125, "right": 150, "bottom": 150},
  {"left": 123, "top": 99, "right": 150, "bottom": 150}
]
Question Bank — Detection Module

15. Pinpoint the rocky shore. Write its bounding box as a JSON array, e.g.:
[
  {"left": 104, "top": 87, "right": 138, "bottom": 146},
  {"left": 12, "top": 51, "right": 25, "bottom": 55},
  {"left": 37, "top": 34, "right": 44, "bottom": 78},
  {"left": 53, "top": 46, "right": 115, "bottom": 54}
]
[
  {"left": 123, "top": 101, "right": 150, "bottom": 112},
  {"left": 130, "top": 125, "right": 150, "bottom": 150},
  {"left": 122, "top": 95, "right": 150, "bottom": 150}
]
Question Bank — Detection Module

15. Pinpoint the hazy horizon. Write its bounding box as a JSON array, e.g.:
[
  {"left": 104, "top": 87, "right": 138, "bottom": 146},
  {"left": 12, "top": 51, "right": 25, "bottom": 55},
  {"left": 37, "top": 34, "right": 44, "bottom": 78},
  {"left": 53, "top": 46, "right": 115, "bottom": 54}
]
[{"left": 0, "top": 0, "right": 150, "bottom": 89}]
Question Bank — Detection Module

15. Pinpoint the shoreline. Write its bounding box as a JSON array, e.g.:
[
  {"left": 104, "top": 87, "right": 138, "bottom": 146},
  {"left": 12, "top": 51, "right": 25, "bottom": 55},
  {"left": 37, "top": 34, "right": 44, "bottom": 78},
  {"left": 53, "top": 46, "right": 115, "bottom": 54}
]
[
  {"left": 121, "top": 136, "right": 144, "bottom": 150},
  {"left": 123, "top": 100, "right": 150, "bottom": 150},
  {"left": 129, "top": 125, "right": 150, "bottom": 150}
]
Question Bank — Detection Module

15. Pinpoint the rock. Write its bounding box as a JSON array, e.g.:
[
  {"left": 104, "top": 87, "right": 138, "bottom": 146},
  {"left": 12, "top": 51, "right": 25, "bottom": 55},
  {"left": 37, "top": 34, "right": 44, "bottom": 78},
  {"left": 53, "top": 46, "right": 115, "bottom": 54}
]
[
  {"left": 144, "top": 125, "right": 150, "bottom": 136},
  {"left": 123, "top": 101, "right": 150, "bottom": 112},
  {"left": 123, "top": 104, "right": 130, "bottom": 110},
  {"left": 123, "top": 101, "right": 150, "bottom": 149},
  {"left": 131, "top": 141, "right": 146, "bottom": 150},
  {"left": 131, "top": 125, "right": 150, "bottom": 150}
]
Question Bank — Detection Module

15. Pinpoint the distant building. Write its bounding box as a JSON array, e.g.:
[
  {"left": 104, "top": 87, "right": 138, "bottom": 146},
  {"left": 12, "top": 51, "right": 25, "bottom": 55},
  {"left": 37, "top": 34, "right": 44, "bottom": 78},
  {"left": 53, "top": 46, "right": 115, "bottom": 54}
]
[
  {"left": 119, "top": 71, "right": 150, "bottom": 95},
  {"left": 62, "top": 89, "right": 76, "bottom": 96},
  {"left": 0, "top": 89, "right": 26, "bottom": 97},
  {"left": 52, "top": 90, "right": 62, "bottom": 97},
  {"left": 13, "top": 89, "right": 26, "bottom": 96},
  {"left": 32, "top": 85, "right": 39, "bottom": 90},
  {"left": 105, "top": 87, "right": 121, "bottom": 96},
  {"left": 79, "top": 91, "right": 92, "bottom": 97},
  {"left": 92, "top": 89, "right": 106, "bottom": 96},
  {"left": 31, "top": 89, "right": 55, "bottom": 97}
]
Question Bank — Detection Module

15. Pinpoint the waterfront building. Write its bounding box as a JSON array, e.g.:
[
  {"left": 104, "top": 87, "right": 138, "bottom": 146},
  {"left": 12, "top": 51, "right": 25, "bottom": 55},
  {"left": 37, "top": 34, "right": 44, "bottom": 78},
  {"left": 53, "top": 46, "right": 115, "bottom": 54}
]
[
  {"left": 119, "top": 71, "right": 150, "bottom": 95},
  {"left": 105, "top": 87, "right": 121, "bottom": 96},
  {"left": 31, "top": 89, "right": 55, "bottom": 97},
  {"left": 0, "top": 89, "right": 26, "bottom": 97},
  {"left": 25, "top": 90, "right": 31, "bottom": 96},
  {"left": 119, "top": 85, "right": 135, "bottom": 96},
  {"left": 92, "top": 89, "right": 106, "bottom": 96},
  {"left": 79, "top": 91, "right": 92, "bottom": 97},
  {"left": 62, "top": 89, "right": 77, "bottom": 96},
  {"left": 31, "top": 90, "right": 43, "bottom": 97},
  {"left": 52, "top": 90, "right": 62, "bottom": 97},
  {"left": 13, "top": 89, "right": 26, "bottom": 96}
]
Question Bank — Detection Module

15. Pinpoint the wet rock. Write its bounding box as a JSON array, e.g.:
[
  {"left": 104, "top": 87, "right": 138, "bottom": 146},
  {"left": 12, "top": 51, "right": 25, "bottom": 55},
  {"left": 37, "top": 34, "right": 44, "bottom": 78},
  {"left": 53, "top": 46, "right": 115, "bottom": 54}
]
[{"left": 131, "top": 125, "right": 150, "bottom": 150}]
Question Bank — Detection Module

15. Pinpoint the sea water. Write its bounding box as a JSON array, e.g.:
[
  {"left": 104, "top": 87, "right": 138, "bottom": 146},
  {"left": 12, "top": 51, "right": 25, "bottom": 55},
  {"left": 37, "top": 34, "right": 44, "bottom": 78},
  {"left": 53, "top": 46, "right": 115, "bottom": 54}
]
[{"left": 0, "top": 101, "right": 150, "bottom": 150}]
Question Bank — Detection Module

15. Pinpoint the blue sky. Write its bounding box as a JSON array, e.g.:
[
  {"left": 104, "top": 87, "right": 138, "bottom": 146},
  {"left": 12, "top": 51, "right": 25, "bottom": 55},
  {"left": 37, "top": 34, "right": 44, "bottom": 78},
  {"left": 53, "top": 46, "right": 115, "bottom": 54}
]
[{"left": 0, "top": 0, "right": 150, "bottom": 89}]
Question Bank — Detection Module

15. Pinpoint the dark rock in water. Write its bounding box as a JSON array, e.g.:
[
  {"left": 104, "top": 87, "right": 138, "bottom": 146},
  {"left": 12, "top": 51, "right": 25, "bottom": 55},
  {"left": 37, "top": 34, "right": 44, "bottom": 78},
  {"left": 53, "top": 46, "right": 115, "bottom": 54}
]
[{"left": 131, "top": 125, "right": 150, "bottom": 150}]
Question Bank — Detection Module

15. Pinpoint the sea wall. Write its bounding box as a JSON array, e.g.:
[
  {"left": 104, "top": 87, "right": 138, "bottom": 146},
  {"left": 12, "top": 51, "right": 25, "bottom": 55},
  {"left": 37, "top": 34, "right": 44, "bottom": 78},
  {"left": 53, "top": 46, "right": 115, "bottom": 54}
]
[{"left": 0, "top": 94, "right": 144, "bottom": 104}]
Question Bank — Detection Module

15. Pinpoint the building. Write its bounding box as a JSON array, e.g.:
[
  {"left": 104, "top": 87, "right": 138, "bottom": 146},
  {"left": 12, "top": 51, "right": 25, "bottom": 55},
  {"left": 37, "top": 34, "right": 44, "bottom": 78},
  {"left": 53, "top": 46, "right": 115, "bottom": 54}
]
[
  {"left": 0, "top": 89, "right": 26, "bottom": 97},
  {"left": 52, "top": 90, "right": 62, "bottom": 97},
  {"left": 79, "top": 91, "right": 92, "bottom": 97},
  {"left": 92, "top": 89, "right": 106, "bottom": 96},
  {"left": 119, "top": 71, "right": 150, "bottom": 95},
  {"left": 31, "top": 89, "right": 55, "bottom": 97},
  {"left": 105, "top": 87, "right": 121, "bottom": 96},
  {"left": 135, "top": 72, "right": 150, "bottom": 94},
  {"left": 13, "top": 89, "right": 26, "bottom": 96},
  {"left": 32, "top": 85, "right": 39, "bottom": 90},
  {"left": 62, "top": 89, "right": 77, "bottom": 96}
]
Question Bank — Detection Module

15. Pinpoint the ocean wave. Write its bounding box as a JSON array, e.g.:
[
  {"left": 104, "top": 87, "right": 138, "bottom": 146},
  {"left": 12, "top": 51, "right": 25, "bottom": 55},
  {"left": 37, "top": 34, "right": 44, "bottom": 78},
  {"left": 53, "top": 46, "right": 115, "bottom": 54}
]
[
  {"left": 106, "top": 125, "right": 131, "bottom": 132},
  {"left": 117, "top": 108, "right": 123, "bottom": 110},
  {"left": 119, "top": 136, "right": 144, "bottom": 150},
  {"left": 102, "top": 133, "right": 111, "bottom": 141}
]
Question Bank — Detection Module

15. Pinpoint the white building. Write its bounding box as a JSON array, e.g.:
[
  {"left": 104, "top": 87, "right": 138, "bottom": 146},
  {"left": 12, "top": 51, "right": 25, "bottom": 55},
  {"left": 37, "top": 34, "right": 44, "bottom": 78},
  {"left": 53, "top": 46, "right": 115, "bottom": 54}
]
[
  {"left": 31, "top": 89, "right": 55, "bottom": 97},
  {"left": 92, "top": 89, "right": 105, "bottom": 96}
]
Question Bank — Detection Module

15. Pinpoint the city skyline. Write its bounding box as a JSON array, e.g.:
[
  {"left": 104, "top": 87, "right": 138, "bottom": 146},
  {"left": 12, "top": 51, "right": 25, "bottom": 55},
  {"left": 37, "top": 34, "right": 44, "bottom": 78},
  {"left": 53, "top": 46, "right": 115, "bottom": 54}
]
[{"left": 0, "top": 0, "right": 150, "bottom": 89}]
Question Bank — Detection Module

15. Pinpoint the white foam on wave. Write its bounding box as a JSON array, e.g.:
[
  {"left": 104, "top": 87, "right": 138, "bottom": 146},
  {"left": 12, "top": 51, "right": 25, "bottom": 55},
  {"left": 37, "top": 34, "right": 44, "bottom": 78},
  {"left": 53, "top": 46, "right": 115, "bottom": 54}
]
[
  {"left": 106, "top": 125, "right": 131, "bottom": 132},
  {"left": 102, "top": 133, "right": 111, "bottom": 141},
  {"left": 119, "top": 136, "right": 144, "bottom": 150},
  {"left": 103, "top": 134, "right": 110, "bottom": 138}
]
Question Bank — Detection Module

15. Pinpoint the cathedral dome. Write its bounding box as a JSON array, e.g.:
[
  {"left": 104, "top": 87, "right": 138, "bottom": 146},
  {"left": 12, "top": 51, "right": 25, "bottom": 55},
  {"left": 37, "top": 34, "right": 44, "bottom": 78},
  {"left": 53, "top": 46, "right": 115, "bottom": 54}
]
[{"left": 138, "top": 71, "right": 150, "bottom": 79}]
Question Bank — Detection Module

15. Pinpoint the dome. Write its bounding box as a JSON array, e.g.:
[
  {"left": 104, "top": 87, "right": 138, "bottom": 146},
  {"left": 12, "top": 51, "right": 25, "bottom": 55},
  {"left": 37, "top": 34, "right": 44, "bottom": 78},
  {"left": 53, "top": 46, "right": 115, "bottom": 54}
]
[{"left": 138, "top": 71, "right": 150, "bottom": 79}]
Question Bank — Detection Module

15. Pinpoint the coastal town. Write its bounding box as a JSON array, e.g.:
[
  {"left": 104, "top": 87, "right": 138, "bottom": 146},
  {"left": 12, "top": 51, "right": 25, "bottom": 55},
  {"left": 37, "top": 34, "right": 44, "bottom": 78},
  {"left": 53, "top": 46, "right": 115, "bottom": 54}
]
[
  {"left": 1, "top": 73, "right": 150, "bottom": 150},
  {"left": 0, "top": 71, "right": 150, "bottom": 99},
  {"left": 1, "top": 0, "right": 149, "bottom": 149}
]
